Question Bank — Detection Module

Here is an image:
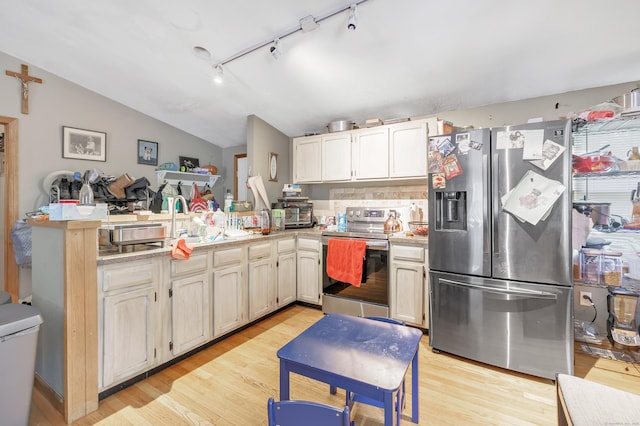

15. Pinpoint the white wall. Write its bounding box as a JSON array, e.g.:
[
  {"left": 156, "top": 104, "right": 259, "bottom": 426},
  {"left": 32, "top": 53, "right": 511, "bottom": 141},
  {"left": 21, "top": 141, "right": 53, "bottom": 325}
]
[
  {"left": 0, "top": 51, "right": 225, "bottom": 215},
  {"left": 246, "top": 115, "right": 290, "bottom": 207},
  {"left": 0, "top": 51, "right": 226, "bottom": 298},
  {"left": 422, "top": 81, "right": 639, "bottom": 129}
]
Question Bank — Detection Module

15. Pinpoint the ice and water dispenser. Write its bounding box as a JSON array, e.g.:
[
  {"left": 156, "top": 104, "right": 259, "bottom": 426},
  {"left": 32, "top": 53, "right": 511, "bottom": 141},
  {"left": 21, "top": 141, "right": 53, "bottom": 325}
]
[{"left": 434, "top": 191, "right": 467, "bottom": 230}]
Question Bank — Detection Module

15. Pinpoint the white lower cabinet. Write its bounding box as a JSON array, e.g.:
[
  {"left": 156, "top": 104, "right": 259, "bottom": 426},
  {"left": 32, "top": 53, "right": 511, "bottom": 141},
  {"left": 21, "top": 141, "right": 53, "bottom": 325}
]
[
  {"left": 276, "top": 238, "right": 297, "bottom": 307},
  {"left": 98, "top": 235, "right": 305, "bottom": 392},
  {"left": 99, "top": 258, "right": 160, "bottom": 390},
  {"left": 390, "top": 243, "right": 429, "bottom": 328},
  {"left": 212, "top": 246, "right": 248, "bottom": 337},
  {"left": 168, "top": 252, "right": 211, "bottom": 357},
  {"left": 248, "top": 242, "right": 276, "bottom": 321},
  {"left": 297, "top": 237, "right": 322, "bottom": 305}
]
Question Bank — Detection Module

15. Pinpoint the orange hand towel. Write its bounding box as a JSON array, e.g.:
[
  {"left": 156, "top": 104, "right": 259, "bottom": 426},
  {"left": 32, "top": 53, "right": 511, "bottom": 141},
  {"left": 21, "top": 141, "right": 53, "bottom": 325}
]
[
  {"left": 326, "top": 238, "right": 367, "bottom": 287},
  {"left": 171, "top": 239, "right": 194, "bottom": 260}
]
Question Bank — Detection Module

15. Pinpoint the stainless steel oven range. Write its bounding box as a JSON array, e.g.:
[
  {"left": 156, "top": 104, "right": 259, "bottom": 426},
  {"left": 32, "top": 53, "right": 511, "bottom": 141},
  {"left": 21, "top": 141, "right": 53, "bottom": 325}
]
[{"left": 321, "top": 207, "right": 398, "bottom": 317}]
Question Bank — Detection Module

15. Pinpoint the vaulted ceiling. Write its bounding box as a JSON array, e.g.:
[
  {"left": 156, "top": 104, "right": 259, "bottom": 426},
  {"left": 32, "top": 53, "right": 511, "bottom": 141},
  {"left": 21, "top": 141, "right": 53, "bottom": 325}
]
[{"left": 2, "top": 0, "right": 640, "bottom": 148}]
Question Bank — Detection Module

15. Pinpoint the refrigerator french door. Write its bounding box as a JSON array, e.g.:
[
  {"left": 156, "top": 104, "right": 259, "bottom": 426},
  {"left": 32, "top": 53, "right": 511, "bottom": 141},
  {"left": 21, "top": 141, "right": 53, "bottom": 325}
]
[{"left": 428, "top": 119, "right": 574, "bottom": 379}]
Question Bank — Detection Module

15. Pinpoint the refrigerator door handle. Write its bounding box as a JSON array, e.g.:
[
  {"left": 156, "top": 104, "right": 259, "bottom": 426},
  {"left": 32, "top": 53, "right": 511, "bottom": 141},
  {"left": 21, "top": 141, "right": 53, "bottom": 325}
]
[
  {"left": 492, "top": 153, "right": 500, "bottom": 255},
  {"left": 439, "top": 278, "right": 558, "bottom": 300},
  {"left": 482, "top": 153, "right": 490, "bottom": 254}
]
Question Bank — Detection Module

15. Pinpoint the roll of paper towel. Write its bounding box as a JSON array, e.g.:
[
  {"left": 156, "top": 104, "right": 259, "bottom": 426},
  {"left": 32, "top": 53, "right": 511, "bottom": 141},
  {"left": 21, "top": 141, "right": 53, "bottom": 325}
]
[{"left": 248, "top": 175, "right": 271, "bottom": 212}]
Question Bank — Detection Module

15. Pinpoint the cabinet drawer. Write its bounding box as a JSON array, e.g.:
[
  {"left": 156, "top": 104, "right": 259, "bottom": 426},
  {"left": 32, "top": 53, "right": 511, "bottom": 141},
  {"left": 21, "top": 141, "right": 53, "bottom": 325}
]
[
  {"left": 298, "top": 238, "right": 319, "bottom": 252},
  {"left": 101, "top": 260, "right": 156, "bottom": 292},
  {"left": 213, "top": 247, "right": 244, "bottom": 268},
  {"left": 171, "top": 252, "right": 208, "bottom": 277},
  {"left": 277, "top": 238, "right": 296, "bottom": 254},
  {"left": 392, "top": 245, "right": 424, "bottom": 262},
  {"left": 249, "top": 242, "right": 272, "bottom": 260}
]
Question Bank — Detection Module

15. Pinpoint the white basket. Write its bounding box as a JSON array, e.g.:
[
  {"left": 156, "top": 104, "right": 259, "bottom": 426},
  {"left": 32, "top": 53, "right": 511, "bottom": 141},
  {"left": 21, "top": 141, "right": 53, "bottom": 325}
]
[{"left": 618, "top": 160, "right": 640, "bottom": 171}]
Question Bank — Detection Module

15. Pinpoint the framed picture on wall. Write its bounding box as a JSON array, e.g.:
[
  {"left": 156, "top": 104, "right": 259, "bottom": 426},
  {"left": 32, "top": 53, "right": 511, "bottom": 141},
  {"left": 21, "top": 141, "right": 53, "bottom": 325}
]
[
  {"left": 269, "top": 152, "right": 278, "bottom": 182},
  {"left": 137, "top": 140, "right": 158, "bottom": 166},
  {"left": 62, "top": 126, "right": 107, "bottom": 162}
]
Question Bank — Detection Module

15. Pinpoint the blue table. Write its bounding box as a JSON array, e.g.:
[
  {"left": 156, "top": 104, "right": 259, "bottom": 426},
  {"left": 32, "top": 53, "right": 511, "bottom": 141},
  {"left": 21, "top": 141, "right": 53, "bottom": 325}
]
[{"left": 277, "top": 313, "right": 423, "bottom": 425}]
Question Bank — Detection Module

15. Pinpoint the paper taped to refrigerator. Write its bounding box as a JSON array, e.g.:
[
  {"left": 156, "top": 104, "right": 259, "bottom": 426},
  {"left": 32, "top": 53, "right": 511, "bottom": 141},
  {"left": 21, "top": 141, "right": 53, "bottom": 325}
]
[
  {"left": 529, "top": 139, "right": 565, "bottom": 171},
  {"left": 501, "top": 170, "right": 565, "bottom": 225},
  {"left": 495, "top": 129, "right": 544, "bottom": 160}
]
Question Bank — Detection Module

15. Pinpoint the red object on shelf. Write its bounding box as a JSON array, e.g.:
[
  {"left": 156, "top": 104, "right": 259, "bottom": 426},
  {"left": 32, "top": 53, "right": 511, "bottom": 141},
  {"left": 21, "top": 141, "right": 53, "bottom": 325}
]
[{"left": 572, "top": 153, "right": 615, "bottom": 173}]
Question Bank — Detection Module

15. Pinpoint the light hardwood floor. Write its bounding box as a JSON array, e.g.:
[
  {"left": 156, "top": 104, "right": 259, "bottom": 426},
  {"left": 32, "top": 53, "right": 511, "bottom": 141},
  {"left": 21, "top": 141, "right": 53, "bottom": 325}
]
[{"left": 30, "top": 305, "right": 640, "bottom": 425}]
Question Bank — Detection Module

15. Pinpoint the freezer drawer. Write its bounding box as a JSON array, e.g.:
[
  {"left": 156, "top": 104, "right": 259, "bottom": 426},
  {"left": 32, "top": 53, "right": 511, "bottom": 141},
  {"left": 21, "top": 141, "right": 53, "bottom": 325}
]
[{"left": 429, "top": 271, "right": 573, "bottom": 379}]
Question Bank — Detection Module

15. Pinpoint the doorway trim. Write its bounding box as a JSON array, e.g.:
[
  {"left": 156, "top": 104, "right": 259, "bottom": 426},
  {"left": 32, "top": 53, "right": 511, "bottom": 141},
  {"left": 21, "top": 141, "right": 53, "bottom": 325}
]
[
  {"left": 234, "top": 153, "right": 247, "bottom": 201},
  {"left": 0, "top": 116, "right": 19, "bottom": 301}
]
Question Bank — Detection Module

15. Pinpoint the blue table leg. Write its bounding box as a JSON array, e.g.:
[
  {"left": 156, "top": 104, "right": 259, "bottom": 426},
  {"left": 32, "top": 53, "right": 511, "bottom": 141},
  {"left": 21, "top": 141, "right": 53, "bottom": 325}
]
[
  {"left": 411, "top": 349, "right": 419, "bottom": 423},
  {"left": 384, "top": 391, "right": 393, "bottom": 425},
  {"left": 280, "top": 359, "right": 290, "bottom": 400},
  {"left": 396, "top": 385, "right": 403, "bottom": 425}
]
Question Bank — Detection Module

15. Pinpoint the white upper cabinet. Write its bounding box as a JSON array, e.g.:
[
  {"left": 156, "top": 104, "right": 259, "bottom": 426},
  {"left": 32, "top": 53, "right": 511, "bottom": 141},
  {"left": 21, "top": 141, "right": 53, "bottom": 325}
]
[
  {"left": 352, "top": 127, "right": 389, "bottom": 180},
  {"left": 293, "top": 135, "right": 322, "bottom": 183},
  {"left": 389, "top": 120, "right": 428, "bottom": 178},
  {"left": 293, "top": 119, "right": 429, "bottom": 183},
  {"left": 322, "top": 133, "right": 352, "bottom": 181}
]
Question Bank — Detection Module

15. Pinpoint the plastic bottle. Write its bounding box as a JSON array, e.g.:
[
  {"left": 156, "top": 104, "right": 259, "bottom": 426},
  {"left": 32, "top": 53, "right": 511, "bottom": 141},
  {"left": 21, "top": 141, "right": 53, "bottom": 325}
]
[
  {"left": 79, "top": 171, "right": 94, "bottom": 205},
  {"left": 224, "top": 190, "right": 234, "bottom": 213},
  {"left": 79, "top": 183, "right": 94, "bottom": 205}
]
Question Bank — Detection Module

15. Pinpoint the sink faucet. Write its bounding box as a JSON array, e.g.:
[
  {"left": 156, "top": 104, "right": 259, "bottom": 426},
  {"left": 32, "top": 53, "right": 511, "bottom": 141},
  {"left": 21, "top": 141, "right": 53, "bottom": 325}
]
[{"left": 168, "top": 195, "right": 189, "bottom": 239}]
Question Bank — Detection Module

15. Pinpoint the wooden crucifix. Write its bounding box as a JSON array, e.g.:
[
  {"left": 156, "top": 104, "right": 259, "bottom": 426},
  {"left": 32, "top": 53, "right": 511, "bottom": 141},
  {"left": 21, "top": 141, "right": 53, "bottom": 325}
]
[{"left": 5, "top": 64, "right": 42, "bottom": 114}]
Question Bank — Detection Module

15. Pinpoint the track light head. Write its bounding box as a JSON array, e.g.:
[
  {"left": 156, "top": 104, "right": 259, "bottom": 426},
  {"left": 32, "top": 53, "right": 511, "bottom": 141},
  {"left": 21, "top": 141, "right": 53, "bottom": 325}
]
[
  {"left": 270, "top": 40, "right": 281, "bottom": 60},
  {"left": 347, "top": 4, "right": 357, "bottom": 30},
  {"left": 213, "top": 64, "right": 224, "bottom": 85}
]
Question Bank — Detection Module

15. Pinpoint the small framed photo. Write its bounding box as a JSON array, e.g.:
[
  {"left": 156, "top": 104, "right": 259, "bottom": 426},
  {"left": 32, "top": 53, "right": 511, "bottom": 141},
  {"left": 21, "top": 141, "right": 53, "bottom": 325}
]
[
  {"left": 137, "top": 140, "right": 158, "bottom": 166},
  {"left": 62, "top": 126, "right": 106, "bottom": 162},
  {"left": 179, "top": 156, "right": 199, "bottom": 172},
  {"left": 269, "top": 152, "right": 278, "bottom": 182}
]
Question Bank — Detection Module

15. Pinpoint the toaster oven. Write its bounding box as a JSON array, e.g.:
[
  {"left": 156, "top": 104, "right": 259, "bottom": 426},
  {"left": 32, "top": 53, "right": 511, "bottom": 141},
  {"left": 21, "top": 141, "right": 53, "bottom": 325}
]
[{"left": 282, "top": 202, "right": 313, "bottom": 229}]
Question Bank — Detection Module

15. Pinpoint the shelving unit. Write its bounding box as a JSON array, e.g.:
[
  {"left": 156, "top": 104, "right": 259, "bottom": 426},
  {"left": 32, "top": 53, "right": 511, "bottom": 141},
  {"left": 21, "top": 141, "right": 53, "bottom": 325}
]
[
  {"left": 156, "top": 170, "right": 220, "bottom": 189},
  {"left": 573, "top": 116, "right": 640, "bottom": 220}
]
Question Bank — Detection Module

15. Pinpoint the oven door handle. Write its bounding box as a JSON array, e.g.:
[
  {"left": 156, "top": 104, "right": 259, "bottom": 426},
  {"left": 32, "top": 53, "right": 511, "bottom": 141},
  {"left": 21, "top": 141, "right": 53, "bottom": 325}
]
[
  {"left": 322, "top": 238, "right": 388, "bottom": 251},
  {"left": 365, "top": 241, "right": 389, "bottom": 251}
]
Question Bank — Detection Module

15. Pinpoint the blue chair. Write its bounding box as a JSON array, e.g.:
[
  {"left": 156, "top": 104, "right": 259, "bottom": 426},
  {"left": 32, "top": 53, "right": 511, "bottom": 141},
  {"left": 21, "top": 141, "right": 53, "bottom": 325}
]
[
  {"left": 267, "top": 397, "right": 350, "bottom": 426},
  {"left": 333, "top": 316, "right": 407, "bottom": 422}
]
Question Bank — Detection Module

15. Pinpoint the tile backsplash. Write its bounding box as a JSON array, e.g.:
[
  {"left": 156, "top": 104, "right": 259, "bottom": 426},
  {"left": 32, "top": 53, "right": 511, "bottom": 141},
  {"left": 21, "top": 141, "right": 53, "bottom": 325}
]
[{"left": 312, "top": 184, "right": 428, "bottom": 225}]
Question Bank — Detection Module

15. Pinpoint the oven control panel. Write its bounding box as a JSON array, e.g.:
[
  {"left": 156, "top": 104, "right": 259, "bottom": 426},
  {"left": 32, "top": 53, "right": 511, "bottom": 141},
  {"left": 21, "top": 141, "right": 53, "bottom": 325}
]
[{"left": 346, "top": 207, "right": 394, "bottom": 223}]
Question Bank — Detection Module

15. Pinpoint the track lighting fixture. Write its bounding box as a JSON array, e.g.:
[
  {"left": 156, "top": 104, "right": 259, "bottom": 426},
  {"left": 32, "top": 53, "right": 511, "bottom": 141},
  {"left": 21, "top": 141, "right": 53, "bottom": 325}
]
[
  {"left": 347, "top": 4, "right": 357, "bottom": 30},
  {"left": 270, "top": 40, "right": 281, "bottom": 60},
  {"left": 213, "top": 64, "right": 224, "bottom": 84},
  {"left": 200, "top": 0, "right": 370, "bottom": 74}
]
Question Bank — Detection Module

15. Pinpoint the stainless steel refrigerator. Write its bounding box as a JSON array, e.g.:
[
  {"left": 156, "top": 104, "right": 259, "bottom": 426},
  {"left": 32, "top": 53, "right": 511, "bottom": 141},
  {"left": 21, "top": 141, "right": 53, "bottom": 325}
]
[{"left": 428, "top": 119, "right": 573, "bottom": 380}]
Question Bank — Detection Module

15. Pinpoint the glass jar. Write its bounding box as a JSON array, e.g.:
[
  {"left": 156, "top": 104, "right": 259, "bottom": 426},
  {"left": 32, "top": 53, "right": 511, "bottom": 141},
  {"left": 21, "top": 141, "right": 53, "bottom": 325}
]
[
  {"left": 580, "top": 248, "right": 601, "bottom": 284},
  {"left": 261, "top": 209, "right": 271, "bottom": 235},
  {"left": 601, "top": 251, "right": 623, "bottom": 286}
]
